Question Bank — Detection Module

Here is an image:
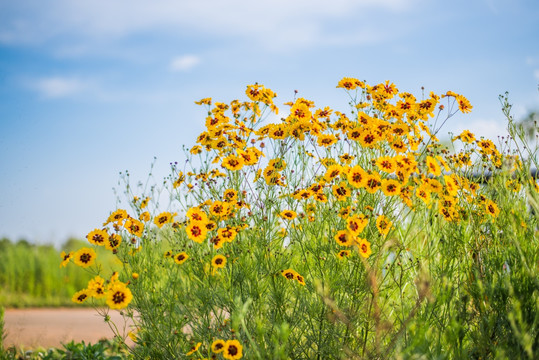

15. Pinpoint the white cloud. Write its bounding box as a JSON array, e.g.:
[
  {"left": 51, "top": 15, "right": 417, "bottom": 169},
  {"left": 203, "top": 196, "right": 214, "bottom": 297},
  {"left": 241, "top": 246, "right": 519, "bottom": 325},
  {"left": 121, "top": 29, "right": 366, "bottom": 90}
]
[
  {"left": 170, "top": 55, "right": 200, "bottom": 72},
  {"left": 0, "top": 0, "right": 417, "bottom": 50},
  {"left": 28, "top": 77, "right": 86, "bottom": 98}
]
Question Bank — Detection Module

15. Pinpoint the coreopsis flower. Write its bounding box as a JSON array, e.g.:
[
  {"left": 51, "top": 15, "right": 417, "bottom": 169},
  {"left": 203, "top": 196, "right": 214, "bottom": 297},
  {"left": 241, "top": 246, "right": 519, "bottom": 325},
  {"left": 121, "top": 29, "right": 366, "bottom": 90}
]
[
  {"left": 223, "top": 339, "right": 243, "bottom": 360},
  {"left": 195, "top": 97, "right": 212, "bottom": 105},
  {"left": 337, "top": 77, "right": 364, "bottom": 90},
  {"left": 125, "top": 218, "right": 144, "bottom": 237},
  {"left": 337, "top": 250, "right": 351, "bottom": 259},
  {"left": 280, "top": 209, "right": 297, "bottom": 220},
  {"left": 154, "top": 211, "right": 173, "bottom": 228},
  {"left": 223, "top": 189, "right": 238, "bottom": 203},
  {"left": 73, "top": 247, "right": 97, "bottom": 268},
  {"left": 72, "top": 289, "right": 90, "bottom": 304},
  {"left": 190, "top": 145, "right": 203, "bottom": 155},
  {"left": 485, "top": 200, "right": 500, "bottom": 218},
  {"left": 296, "top": 273, "right": 306, "bottom": 286},
  {"left": 324, "top": 164, "right": 343, "bottom": 182},
  {"left": 332, "top": 182, "right": 351, "bottom": 201},
  {"left": 364, "top": 173, "right": 382, "bottom": 194},
  {"left": 456, "top": 95, "right": 472, "bottom": 113},
  {"left": 186, "top": 222, "right": 208, "bottom": 243},
  {"left": 87, "top": 276, "right": 106, "bottom": 299},
  {"left": 186, "top": 342, "right": 202, "bottom": 356},
  {"left": 426, "top": 156, "right": 442, "bottom": 177},
  {"left": 375, "top": 156, "right": 397, "bottom": 174},
  {"left": 281, "top": 269, "right": 298, "bottom": 280},
  {"left": 212, "top": 339, "right": 226, "bottom": 353},
  {"left": 317, "top": 133, "right": 338, "bottom": 147},
  {"left": 376, "top": 215, "right": 393, "bottom": 236},
  {"left": 209, "top": 201, "right": 231, "bottom": 218},
  {"left": 222, "top": 154, "right": 244, "bottom": 171},
  {"left": 268, "top": 124, "right": 287, "bottom": 139},
  {"left": 86, "top": 229, "right": 109, "bottom": 246},
  {"left": 415, "top": 186, "right": 432, "bottom": 206},
  {"left": 347, "top": 165, "right": 367, "bottom": 189},
  {"left": 103, "top": 233, "right": 121, "bottom": 251},
  {"left": 211, "top": 254, "right": 227, "bottom": 269},
  {"left": 173, "top": 172, "right": 185, "bottom": 188},
  {"left": 174, "top": 252, "right": 189, "bottom": 264},
  {"left": 217, "top": 227, "right": 237, "bottom": 243},
  {"left": 381, "top": 179, "right": 402, "bottom": 196},
  {"left": 346, "top": 214, "right": 369, "bottom": 235},
  {"left": 335, "top": 230, "right": 354, "bottom": 247},
  {"left": 60, "top": 251, "right": 73, "bottom": 268},
  {"left": 139, "top": 211, "right": 150, "bottom": 222},
  {"left": 106, "top": 282, "right": 133, "bottom": 310},
  {"left": 104, "top": 209, "right": 128, "bottom": 226},
  {"left": 356, "top": 238, "right": 372, "bottom": 258},
  {"left": 186, "top": 207, "right": 208, "bottom": 224}
]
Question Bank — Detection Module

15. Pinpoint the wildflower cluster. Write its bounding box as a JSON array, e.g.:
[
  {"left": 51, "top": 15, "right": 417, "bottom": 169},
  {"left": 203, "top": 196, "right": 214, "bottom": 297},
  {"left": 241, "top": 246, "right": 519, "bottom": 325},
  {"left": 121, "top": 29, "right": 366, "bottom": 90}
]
[{"left": 64, "top": 77, "right": 538, "bottom": 359}]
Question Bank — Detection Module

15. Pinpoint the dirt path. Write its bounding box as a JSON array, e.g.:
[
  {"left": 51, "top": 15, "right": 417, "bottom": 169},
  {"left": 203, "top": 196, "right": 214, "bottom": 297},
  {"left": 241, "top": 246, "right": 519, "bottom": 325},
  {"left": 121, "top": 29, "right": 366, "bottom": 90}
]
[{"left": 3, "top": 308, "right": 135, "bottom": 349}]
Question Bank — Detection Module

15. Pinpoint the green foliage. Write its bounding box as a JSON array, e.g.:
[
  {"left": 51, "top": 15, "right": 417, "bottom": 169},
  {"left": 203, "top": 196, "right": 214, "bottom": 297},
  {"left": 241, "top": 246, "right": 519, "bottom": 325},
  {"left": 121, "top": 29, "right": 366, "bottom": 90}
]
[
  {"left": 0, "top": 238, "right": 120, "bottom": 307},
  {"left": 1, "top": 340, "right": 130, "bottom": 360}
]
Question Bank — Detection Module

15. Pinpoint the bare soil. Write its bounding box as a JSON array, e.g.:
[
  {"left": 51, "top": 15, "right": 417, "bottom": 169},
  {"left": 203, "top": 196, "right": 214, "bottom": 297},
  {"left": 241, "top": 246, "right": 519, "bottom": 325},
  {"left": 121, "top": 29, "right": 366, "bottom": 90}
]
[{"left": 3, "top": 308, "right": 134, "bottom": 350}]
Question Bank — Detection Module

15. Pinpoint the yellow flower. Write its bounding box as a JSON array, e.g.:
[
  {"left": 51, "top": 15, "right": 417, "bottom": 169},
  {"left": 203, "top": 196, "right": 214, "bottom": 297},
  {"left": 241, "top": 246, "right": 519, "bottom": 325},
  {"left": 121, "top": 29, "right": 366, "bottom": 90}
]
[
  {"left": 280, "top": 209, "right": 297, "bottom": 220},
  {"left": 456, "top": 95, "right": 473, "bottom": 113},
  {"left": 190, "top": 145, "right": 202, "bottom": 155},
  {"left": 347, "top": 165, "right": 367, "bottom": 188},
  {"left": 376, "top": 215, "right": 392, "bottom": 236},
  {"left": 60, "top": 251, "right": 73, "bottom": 268},
  {"left": 332, "top": 182, "right": 351, "bottom": 201},
  {"left": 186, "top": 342, "right": 202, "bottom": 356},
  {"left": 296, "top": 273, "right": 306, "bottom": 286},
  {"left": 73, "top": 247, "right": 97, "bottom": 268},
  {"left": 174, "top": 252, "right": 189, "bottom": 265},
  {"left": 223, "top": 339, "right": 243, "bottom": 360},
  {"left": 375, "top": 156, "right": 396, "bottom": 174},
  {"left": 186, "top": 207, "right": 208, "bottom": 223},
  {"left": 426, "top": 156, "right": 442, "bottom": 177},
  {"left": 186, "top": 222, "right": 208, "bottom": 243},
  {"left": 210, "top": 201, "right": 231, "bottom": 218},
  {"left": 281, "top": 268, "right": 298, "bottom": 280},
  {"left": 485, "top": 200, "right": 500, "bottom": 218},
  {"left": 222, "top": 154, "right": 244, "bottom": 171},
  {"left": 346, "top": 214, "right": 369, "bottom": 235},
  {"left": 139, "top": 211, "right": 150, "bottom": 222},
  {"left": 87, "top": 229, "right": 108, "bottom": 246},
  {"left": 104, "top": 209, "right": 128, "bottom": 226},
  {"left": 125, "top": 218, "right": 144, "bottom": 237},
  {"left": 211, "top": 339, "right": 226, "bottom": 353},
  {"left": 72, "top": 289, "right": 90, "bottom": 304},
  {"left": 218, "top": 227, "right": 237, "bottom": 243},
  {"left": 212, "top": 254, "right": 227, "bottom": 269},
  {"left": 364, "top": 173, "right": 382, "bottom": 194},
  {"left": 154, "top": 211, "right": 173, "bottom": 228},
  {"left": 381, "top": 179, "right": 402, "bottom": 196},
  {"left": 337, "top": 250, "right": 351, "bottom": 259},
  {"left": 337, "top": 77, "right": 364, "bottom": 90},
  {"left": 334, "top": 230, "right": 354, "bottom": 247},
  {"left": 106, "top": 282, "right": 133, "bottom": 310},
  {"left": 87, "top": 276, "right": 106, "bottom": 299},
  {"left": 173, "top": 172, "right": 185, "bottom": 188},
  {"left": 324, "top": 164, "right": 343, "bottom": 182},
  {"left": 356, "top": 238, "right": 372, "bottom": 258}
]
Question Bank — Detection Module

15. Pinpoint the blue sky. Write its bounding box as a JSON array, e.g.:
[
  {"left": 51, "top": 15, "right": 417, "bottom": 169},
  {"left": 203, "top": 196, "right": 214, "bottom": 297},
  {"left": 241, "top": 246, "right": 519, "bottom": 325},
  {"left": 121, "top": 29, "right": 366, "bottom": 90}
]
[{"left": 0, "top": 0, "right": 538, "bottom": 247}]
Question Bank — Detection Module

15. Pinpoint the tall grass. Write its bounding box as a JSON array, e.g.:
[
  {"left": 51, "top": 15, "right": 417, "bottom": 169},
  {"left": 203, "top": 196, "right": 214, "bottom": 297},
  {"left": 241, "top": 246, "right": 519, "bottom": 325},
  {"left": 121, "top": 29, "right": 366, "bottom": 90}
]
[{"left": 0, "top": 238, "right": 120, "bottom": 307}]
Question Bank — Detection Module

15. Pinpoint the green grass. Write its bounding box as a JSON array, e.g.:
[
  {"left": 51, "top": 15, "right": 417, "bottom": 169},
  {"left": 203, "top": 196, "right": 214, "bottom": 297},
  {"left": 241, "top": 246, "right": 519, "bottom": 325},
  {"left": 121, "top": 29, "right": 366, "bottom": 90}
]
[{"left": 0, "top": 238, "right": 121, "bottom": 308}]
